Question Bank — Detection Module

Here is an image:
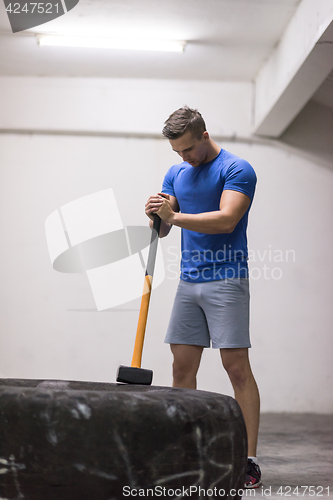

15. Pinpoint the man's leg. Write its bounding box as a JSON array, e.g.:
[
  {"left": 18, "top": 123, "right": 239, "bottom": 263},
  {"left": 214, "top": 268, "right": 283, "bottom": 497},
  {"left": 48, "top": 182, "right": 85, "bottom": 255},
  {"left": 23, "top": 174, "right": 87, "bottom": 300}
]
[
  {"left": 220, "top": 348, "right": 260, "bottom": 457},
  {"left": 170, "top": 344, "right": 204, "bottom": 389}
]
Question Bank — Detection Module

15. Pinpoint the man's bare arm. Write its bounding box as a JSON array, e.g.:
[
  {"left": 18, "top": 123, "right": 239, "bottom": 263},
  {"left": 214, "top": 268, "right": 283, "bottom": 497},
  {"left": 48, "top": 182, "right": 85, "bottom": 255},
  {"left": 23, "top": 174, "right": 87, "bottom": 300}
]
[{"left": 155, "top": 190, "right": 251, "bottom": 234}]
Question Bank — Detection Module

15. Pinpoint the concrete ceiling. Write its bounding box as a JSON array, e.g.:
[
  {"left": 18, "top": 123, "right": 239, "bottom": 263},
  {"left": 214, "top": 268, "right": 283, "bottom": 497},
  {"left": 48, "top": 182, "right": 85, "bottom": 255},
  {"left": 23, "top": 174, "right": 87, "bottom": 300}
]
[{"left": 0, "top": 0, "right": 302, "bottom": 81}]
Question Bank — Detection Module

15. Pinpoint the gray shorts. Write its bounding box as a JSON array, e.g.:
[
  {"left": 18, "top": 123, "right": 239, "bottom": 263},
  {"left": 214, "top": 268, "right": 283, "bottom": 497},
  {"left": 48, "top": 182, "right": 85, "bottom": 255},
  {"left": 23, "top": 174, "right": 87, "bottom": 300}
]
[{"left": 164, "top": 278, "right": 251, "bottom": 349}]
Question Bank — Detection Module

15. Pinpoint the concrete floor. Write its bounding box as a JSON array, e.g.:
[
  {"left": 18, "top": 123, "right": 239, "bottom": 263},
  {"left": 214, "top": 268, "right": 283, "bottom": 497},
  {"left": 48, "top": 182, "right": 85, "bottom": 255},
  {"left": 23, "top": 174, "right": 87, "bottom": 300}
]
[{"left": 255, "top": 413, "right": 333, "bottom": 499}]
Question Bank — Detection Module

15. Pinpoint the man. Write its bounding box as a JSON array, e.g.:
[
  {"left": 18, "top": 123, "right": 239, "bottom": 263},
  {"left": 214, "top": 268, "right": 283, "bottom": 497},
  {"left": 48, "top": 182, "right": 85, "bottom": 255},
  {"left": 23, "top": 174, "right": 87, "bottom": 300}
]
[{"left": 145, "top": 106, "right": 261, "bottom": 489}]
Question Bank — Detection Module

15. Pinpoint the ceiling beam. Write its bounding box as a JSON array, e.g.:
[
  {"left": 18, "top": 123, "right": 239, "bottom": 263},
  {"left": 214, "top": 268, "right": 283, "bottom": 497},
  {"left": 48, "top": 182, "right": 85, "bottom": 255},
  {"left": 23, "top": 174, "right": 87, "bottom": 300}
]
[{"left": 253, "top": 0, "right": 333, "bottom": 138}]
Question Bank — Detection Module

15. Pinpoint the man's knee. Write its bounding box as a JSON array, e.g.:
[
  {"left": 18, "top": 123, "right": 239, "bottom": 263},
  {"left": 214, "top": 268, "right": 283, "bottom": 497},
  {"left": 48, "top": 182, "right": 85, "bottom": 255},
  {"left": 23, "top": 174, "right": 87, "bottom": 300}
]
[
  {"left": 170, "top": 344, "right": 203, "bottom": 385},
  {"left": 226, "top": 364, "right": 249, "bottom": 390},
  {"left": 172, "top": 355, "right": 197, "bottom": 383},
  {"left": 221, "top": 349, "right": 251, "bottom": 389},
  {"left": 172, "top": 358, "right": 191, "bottom": 383}
]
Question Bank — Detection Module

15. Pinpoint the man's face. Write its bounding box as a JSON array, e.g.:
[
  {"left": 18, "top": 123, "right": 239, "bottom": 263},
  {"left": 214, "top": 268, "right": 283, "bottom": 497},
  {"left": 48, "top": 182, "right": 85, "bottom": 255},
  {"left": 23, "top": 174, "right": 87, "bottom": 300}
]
[{"left": 169, "top": 130, "right": 209, "bottom": 167}]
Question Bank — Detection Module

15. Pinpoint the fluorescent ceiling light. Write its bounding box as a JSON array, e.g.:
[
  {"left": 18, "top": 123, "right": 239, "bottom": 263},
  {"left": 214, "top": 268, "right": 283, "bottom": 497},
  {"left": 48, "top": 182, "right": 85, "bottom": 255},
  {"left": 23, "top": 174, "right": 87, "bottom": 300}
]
[{"left": 37, "top": 35, "right": 186, "bottom": 52}]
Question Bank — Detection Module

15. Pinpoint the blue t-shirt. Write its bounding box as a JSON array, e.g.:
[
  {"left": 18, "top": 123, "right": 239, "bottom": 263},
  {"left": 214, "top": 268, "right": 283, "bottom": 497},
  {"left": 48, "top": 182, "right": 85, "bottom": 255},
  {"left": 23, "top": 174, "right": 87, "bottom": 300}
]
[{"left": 161, "top": 148, "right": 257, "bottom": 282}]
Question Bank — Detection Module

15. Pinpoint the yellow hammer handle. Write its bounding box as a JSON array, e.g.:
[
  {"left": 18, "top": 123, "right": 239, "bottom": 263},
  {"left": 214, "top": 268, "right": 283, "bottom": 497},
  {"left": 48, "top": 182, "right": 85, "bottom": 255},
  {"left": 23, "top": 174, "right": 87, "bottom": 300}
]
[{"left": 131, "top": 275, "right": 152, "bottom": 368}]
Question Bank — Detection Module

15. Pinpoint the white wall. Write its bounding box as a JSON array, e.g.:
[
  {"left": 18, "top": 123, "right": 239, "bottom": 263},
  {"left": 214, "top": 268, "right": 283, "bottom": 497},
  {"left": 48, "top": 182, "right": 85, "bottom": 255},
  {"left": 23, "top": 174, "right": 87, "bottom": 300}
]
[
  {"left": 0, "top": 77, "right": 332, "bottom": 413},
  {"left": 0, "top": 77, "right": 252, "bottom": 138}
]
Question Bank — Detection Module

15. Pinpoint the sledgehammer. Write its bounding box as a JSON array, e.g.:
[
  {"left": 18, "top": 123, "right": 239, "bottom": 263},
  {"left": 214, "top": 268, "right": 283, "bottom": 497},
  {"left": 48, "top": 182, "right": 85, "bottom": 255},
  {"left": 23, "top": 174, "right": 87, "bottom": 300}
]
[{"left": 116, "top": 214, "right": 161, "bottom": 385}]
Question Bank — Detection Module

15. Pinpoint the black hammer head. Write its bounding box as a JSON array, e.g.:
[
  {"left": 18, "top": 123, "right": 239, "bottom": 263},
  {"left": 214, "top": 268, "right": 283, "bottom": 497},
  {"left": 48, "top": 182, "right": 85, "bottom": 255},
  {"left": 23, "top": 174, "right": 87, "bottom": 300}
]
[{"left": 116, "top": 366, "right": 153, "bottom": 385}]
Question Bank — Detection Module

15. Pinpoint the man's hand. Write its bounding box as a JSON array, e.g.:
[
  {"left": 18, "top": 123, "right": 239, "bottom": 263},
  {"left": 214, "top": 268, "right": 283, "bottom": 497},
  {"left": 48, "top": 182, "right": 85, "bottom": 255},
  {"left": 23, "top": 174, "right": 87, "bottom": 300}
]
[
  {"left": 145, "top": 193, "right": 179, "bottom": 238},
  {"left": 145, "top": 194, "right": 162, "bottom": 221},
  {"left": 156, "top": 193, "right": 176, "bottom": 223},
  {"left": 145, "top": 193, "right": 174, "bottom": 223}
]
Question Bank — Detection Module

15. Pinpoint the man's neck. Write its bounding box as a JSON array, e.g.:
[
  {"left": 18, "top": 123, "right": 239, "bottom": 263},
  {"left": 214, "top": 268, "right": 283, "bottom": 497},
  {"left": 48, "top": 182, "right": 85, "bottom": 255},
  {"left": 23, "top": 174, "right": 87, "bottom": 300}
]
[{"left": 203, "top": 140, "right": 221, "bottom": 164}]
